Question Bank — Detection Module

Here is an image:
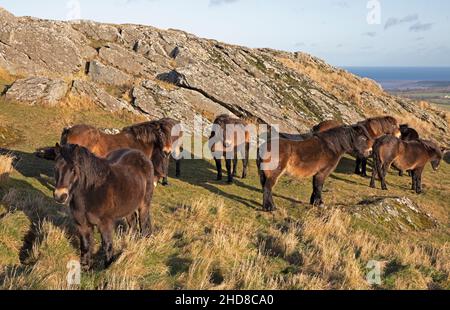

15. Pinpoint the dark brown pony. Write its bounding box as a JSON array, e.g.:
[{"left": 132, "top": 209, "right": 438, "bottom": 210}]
[
  {"left": 53, "top": 144, "right": 154, "bottom": 269},
  {"left": 400, "top": 124, "right": 420, "bottom": 141},
  {"left": 355, "top": 116, "right": 401, "bottom": 176},
  {"left": 258, "top": 125, "right": 374, "bottom": 211},
  {"left": 209, "top": 114, "right": 251, "bottom": 184},
  {"left": 398, "top": 124, "right": 420, "bottom": 176},
  {"left": 370, "top": 136, "right": 444, "bottom": 193}
]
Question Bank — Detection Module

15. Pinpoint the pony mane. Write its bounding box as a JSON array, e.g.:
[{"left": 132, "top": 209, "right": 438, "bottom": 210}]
[
  {"left": 360, "top": 116, "right": 399, "bottom": 136},
  {"left": 420, "top": 139, "right": 442, "bottom": 158},
  {"left": 122, "top": 122, "right": 167, "bottom": 146},
  {"left": 60, "top": 144, "right": 110, "bottom": 188},
  {"left": 214, "top": 114, "right": 247, "bottom": 126},
  {"left": 315, "top": 125, "right": 367, "bottom": 155}
]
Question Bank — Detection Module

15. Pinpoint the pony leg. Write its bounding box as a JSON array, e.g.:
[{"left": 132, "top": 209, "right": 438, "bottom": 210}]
[
  {"left": 232, "top": 154, "right": 238, "bottom": 178},
  {"left": 415, "top": 167, "right": 424, "bottom": 194},
  {"left": 361, "top": 158, "right": 368, "bottom": 177},
  {"left": 242, "top": 142, "right": 250, "bottom": 179},
  {"left": 175, "top": 159, "right": 181, "bottom": 178},
  {"left": 98, "top": 220, "right": 114, "bottom": 268},
  {"left": 77, "top": 224, "right": 93, "bottom": 270},
  {"left": 138, "top": 206, "right": 152, "bottom": 238},
  {"left": 226, "top": 159, "right": 233, "bottom": 183},
  {"left": 311, "top": 174, "right": 326, "bottom": 207},
  {"left": 162, "top": 157, "right": 170, "bottom": 186},
  {"left": 139, "top": 177, "right": 154, "bottom": 237},
  {"left": 411, "top": 170, "right": 416, "bottom": 191},
  {"left": 263, "top": 177, "right": 277, "bottom": 212},
  {"left": 126, "top": 212, "right": 138, "bottom": 233},
  {"left": 355, "top": 157, "right": 362, "bottom": 175},
  {"left": 370, "top": 167, "right": 377, "bottom": 189},
  {"left": 380, "top": 163, "right": 389, "bottom": 191},
  {"left": 175, "top": 146, "right": 183, "bottom": 178},
  {"left": 370, "top": 153, "right": 380, "bottom": 189},
  {"left": 215, "top": 158, "right": 223, "bottom": 181}
]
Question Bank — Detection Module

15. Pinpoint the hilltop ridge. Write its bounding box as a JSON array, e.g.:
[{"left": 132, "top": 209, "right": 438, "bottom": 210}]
[{"left": 0, "top": 7, "right": 448, "bottom": 140}]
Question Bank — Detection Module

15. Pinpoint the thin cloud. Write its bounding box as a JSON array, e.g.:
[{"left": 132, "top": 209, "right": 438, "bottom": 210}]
[
  {"left": 385, "top": 14, "right": 419, "bottom": 30},
  {"left": 362, "top": 32, "right": 377, "bottom": 37},
  {"left": 333, "top": 1, "right": 349, "bottom": 9},
  {"left": 209, "top": 0, "right": 239, "bottom": 6},
  {"left": 409, "top": 22, "right": 433, "bottom": 32}
]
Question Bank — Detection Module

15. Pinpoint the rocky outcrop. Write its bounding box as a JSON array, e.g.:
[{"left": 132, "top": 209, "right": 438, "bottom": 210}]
[
  {"left": 352, "top": 197, "right": 438, "bottom": 231},
  {"left": 5, "top": 77, "right": 68, "bottom": 106},
  {"left": 87, "top": 60, "right": 132, "bottom": 87},
  {"left": 70, "top": 80, "right": 132, "bottom": 112},
  {"left": 0, "top": 7, "right": 448, "bottom": 140}
]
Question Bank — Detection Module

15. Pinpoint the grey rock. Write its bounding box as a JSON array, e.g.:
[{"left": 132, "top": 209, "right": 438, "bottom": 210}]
[
  {"left": 71, "top": 80, "right": 133, "bottom": 112},
  {"left": 5, "top": 77, "right": 68, "bottom": 106},
  {"left": 87, "top": 61, "right": 132, "bottom": 87}
]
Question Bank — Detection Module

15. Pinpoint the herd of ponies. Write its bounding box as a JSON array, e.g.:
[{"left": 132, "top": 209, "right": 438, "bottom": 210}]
[{"left": 33, "top": 115, "right": 446, "bottom": 269}]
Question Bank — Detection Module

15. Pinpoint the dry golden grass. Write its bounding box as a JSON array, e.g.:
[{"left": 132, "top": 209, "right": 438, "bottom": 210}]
[
  {"left": 0, "top": 67, "right": 17, "bottom": 85},
  {"left": 1, "top": 185, "right": 449, "bottom": 290},
  {"left": 0, "top": 154, "right": 14, "bottom": 183},
  {"left": 276, "top": 57, "right": 385, "bottom": 108}
]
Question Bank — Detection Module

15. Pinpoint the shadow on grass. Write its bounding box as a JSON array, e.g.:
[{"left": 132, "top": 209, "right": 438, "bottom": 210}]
[
  {"left": 0, "top": 148, "right": 54, "bottom": 192},
  {"left": 0, "top": 177, "right": 73, "bottom": 269},
  {"left": 173, "top": 157, "right": 305, "bottom": 210}
]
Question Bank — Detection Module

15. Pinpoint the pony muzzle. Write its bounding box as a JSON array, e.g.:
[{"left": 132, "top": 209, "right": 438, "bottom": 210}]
[{"left": 54, "top": 188, "right": 70, "bottom": 204}]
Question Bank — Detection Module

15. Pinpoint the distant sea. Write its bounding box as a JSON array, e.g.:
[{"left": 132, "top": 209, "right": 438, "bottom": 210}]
[{"left": 343, "top": 67, "right": 450, "bottom": 90}]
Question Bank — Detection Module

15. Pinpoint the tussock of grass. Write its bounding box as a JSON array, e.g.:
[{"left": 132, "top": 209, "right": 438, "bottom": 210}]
[{"left": 0, "top": 154, "right": 14, "bottom": 183}]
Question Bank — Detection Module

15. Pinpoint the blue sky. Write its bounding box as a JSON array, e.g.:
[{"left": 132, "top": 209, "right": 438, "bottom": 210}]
[{"left": 0, "top": 0, "right": 449, "bottom": 66}]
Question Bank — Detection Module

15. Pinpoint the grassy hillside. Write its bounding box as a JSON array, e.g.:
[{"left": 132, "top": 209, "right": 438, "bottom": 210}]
[{"left": 0, "top": 99, "right": 449, "bottom": 290}]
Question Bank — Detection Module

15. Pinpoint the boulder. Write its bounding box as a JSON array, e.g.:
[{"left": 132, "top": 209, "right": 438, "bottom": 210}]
[
  {"left": 132, "top": 79, "right": 234, "bottom": 133},
  {"left": 71, "top": 80, "right": 133, "bottom": 113},
  {"left": 5, "top": 77, "right": 68, "bottom": 106},
  {"left": 87, "top": 61, "right": 132, "bottom": 87}
]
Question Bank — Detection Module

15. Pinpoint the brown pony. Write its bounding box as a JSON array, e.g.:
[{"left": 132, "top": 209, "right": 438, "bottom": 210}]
[
  {"left": 209, "top": 114, "right": 251, "bottom": 184},
  {"left": 258, "top": 125, "right": 373, "bottom": 211},
  {"left": 370, "top": 136, "right": 444, "bottom": 193},
  {"left": 37, "top": 118, "right": 183, "bottom": 184},
  {"left": 53, "top": 144, "right": 154, "bottom": 269},
  {"left": 355, "top": 116, "right": 401, "bottom": 176},
  {"left": 156, "top": 118, "right": 184, "bottom": 185}
]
